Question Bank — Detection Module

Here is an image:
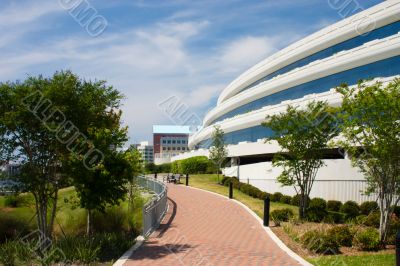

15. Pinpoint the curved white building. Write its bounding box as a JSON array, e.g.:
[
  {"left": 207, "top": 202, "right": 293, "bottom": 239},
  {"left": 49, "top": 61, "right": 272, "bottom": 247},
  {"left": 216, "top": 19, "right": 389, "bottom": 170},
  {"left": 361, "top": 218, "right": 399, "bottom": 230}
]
[{"left": 174, "top": 1, "right": 400, "bottom": 203}]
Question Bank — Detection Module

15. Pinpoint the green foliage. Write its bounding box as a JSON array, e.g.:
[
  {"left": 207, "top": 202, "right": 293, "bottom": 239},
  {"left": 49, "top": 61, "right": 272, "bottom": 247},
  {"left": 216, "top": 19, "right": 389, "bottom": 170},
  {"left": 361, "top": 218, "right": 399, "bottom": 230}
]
[
  {"left": 144, "top": 162, "right": 157, "bottom": 173},
  {"left": 353, "top": 228, "right": 381, "bottom": 251},
  {"left": 258, "top": 191, "right": 269, "bottom": 200},
  {"left": 392, "top": 206, "right": 400, "bottom": 218},
  {"left": 387, "top": 217, "right": 400, "bottom": 245},
  {"left": 327, "top": 200, "right": 342, "bottom": 212},
  {"left": 301, "top": 229, "right": 339, "bottom": 254},
  {"left": 271, "top": 208, "right": 294, "bottom": 226},
  {"left": 324, "top": 211, "right": 345, "bottom": 224},
  {"left": 340, "top": 201, "right": 360, "bottom": 220},
  {"left": 280, "top": 195, "right": 292, "bottom": 204},
  {"left": 0, "top": 214, "right": 31, "bottom": 243},
  {"left": 4, "top": 195, "right": 20, "bottom": 208},
  {"left": 209, "top": 126, "right": 228, "bottom": 182},
  {"left": 263, "top": 101, "right": 339, "bottom": 219},
  {"left": 55, "top": 232, "right": 135, "bottom": 263},
  {"left": 306, "top": 198, "right": 327, "bottom": 222},
  {"left": 221, "top": 176, "right": 230, "bottom": 186},
  {"left": 0, "top": 240, "right": 35, "bottom": 266},
  {"left": 157, "top": 163, "right": 171, "bottom": 173},
  {"left": 327, "top": 225, "right": 353, "bottom": 247},
  {"left": 336, "top": 79, "right": 400, "bottom": 244},
  {"left": 0, "top": 71, "right": 127, "bottom": 241},
  {"left": 248, "top": 186, "right": 262, "bottom": 198},
  {"left": 360, "top": 201, "right": 379, "bottom": 215},
  {"left": 124, "top": 147, "right": 144, "bottom": 179},
  {"left": 290, "top": 194, "right": 300, "bottom": 206},
  {"left": 270, "top": 192, "right": 283, "bottom": 202},
  {"left": 0, "top": 232, "right": 136, "bottom": 265},
  {"left": 180, "top": 156, "right": 211, "bottom": 174},
  {"left": 170, "top": 156, "right": 212, "bottom": 174},
  {"left": 363, "top": 212, "right": 381, "bottom": 228},
  {"left": 239, "top": 183, "right": 252, "bottom": 195}
]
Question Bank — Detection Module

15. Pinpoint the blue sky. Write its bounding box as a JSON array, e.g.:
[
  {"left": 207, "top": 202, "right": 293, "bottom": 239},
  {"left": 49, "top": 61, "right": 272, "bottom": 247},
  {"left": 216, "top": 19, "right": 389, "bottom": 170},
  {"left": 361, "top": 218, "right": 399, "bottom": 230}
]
[{"left": 0, "top": 0, "right": 383, "bottom": 143}]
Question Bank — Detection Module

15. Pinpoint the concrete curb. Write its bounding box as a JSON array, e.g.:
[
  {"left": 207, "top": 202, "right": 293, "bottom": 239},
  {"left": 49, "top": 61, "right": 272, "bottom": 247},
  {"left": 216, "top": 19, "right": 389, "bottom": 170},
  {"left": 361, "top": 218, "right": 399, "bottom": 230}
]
[
  {"left": 113, "top": 235, "right": 145, "bottom": 266},
  {"left": 187, "top": 185, "right": 313, "bottom": 266}
]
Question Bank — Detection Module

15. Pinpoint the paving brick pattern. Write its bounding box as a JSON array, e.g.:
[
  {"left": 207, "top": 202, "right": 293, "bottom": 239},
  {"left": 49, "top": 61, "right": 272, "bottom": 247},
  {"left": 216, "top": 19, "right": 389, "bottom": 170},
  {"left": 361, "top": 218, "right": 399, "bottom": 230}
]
[{"left": 124, "top": 184, "right": 301, "bottom": 266}]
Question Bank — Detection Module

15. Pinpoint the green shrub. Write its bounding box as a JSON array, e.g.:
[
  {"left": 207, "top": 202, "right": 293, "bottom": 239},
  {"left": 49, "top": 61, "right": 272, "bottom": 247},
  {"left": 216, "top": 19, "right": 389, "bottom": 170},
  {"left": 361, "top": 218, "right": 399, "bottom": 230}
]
[
  {"left": 258, "top": 191, "right": 269, "bottom": 200},
  {"left": 239, "top": 183, "right": 252, "bottom": 195},
  {"left": 360, "top": 201, "right": 378, "bottom": 215},
  {"left": 354, "top": 215, "right": 367, "bottom": 225},
  {"left": 0, "top": 240, "right": 34, "bottom": 266},
  {"left": 387, "top": 216, "right": 400, "bottom": 245},
  {"left": 92, "top": 206, "right": 129, "bottom": 233},
  {"left": 0, "top": 214, "right": 31, "bottom": 243},
  {"left": 172, "top": 156, "right": 211, "bottom": 174},
  {"left": 290, "top": 194, "right": 310, "bottom": 206},
  {"left": 306, "top": 198, "right": 327, "bottom": 222},
  {"left": 301, "top": 230, "right": 339, "bottom": 254},
  {"left": 280, "top": 195, "right": 292, "bottom": 204},
  {"left": 231, "top": 178, "right": 241, "bottom": 189},
  {"left": 340, "top": 201, "right": 360, "bottom": 220},
  {"left": 327, "top": 225, "right": 353, "bottom": 247},
  {"left": 392, "top": 205, "right": 400, "bottom": 218},
  {"left": 270, "top": 192, "right": 283, "bottom": 202},
  {"left": 182, "top": 156, "right": 210, "bottom": 174},
  {"left": 324, "top": 211, "right": 345, "bottom": 224},
  {"left": 353, "top": 228, "right": 381, "bottom": 251},
  {"left": 157, "top": 163, "right": 171, "bottom": 173},
  {"left": 271, "top": 208, "right": 294, "bottom": 226},
  {"left": 55, "top": 232, "right": 135, "bottom": 263},
  {"left": 56, "top": 235, "right": 101, "bottom": 263},
  {"left": 364, "top": 212, "right": 380, "bottom": 228},
  {"left": 4, "top": 195, "right": 20, "bottom": 208},
  {"left": 248, "top": 186, "right": 262, "bottom": 198},
  {"left": 221, "top": 176, "right": 230, "bottom": 186},
  {"left": 327, "top": 200, "right": 342, "bottom": 212}
]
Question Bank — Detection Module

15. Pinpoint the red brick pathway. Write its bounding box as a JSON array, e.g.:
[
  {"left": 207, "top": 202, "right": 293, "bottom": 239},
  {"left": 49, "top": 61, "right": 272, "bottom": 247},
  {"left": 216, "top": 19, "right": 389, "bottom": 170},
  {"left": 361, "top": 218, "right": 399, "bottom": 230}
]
[{"left": 124, "top": 184, "right": 301, "bottom": 266}]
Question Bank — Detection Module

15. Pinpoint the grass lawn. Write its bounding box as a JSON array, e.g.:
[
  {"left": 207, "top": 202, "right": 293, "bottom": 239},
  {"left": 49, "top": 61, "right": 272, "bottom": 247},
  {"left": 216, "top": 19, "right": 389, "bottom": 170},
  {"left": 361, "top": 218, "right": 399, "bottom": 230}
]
[
  {"left": 308, "top": 253, "right": 395, "bottom": 266},
  {"left": 0, "top": 186, "right": 150, "bottom": 236},
  {"left": 186, "top": 174, "right": 297, "bottom": 218}
]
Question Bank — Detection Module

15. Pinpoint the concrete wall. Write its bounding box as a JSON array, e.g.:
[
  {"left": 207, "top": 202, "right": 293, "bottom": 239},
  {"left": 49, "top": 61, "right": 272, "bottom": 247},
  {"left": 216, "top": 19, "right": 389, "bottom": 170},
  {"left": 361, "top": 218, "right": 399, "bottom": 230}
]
[{"left": 223, "top": 159, "right": 375, "bottom": 204}]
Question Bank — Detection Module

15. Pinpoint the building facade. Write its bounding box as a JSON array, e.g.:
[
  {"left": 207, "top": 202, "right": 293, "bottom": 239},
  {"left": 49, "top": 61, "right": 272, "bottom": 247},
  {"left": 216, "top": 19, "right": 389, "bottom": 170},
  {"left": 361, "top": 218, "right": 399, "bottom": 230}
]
[
  {"left": 173, "top": 1, "right": 400, "bottom": 203},
  {"left": 134, "top": 141, "right": 154, "bottom": 164},
  {"left": 153, "top": 125, "right": 190, "bottom": 165}
]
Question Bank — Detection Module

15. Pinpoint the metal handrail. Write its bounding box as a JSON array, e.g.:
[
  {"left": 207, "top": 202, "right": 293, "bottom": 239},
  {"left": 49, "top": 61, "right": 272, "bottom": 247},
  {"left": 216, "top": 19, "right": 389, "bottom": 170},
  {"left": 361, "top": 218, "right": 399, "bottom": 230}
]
[{"left": 136, "top": 176, "right": 168, "bottom": 237}]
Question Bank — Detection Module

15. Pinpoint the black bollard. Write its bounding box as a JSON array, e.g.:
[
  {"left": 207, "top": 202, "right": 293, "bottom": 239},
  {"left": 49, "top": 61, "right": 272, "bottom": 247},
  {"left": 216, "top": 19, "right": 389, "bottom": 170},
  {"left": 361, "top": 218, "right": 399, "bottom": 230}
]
[
  {"left": 396, "top": 231, "right": 400, "bottom": 266},
  {"left": 263, "top": 196, "right": 270, "bottom": 227},
  {"left": 154, "top": 173, "right": 157, "bottom": 179},
  {"left": 229, "top": 181, "right": 233, "bottom": 199},
  {"left": 186, "top": 174, "right": 189, "bottom": 186}
]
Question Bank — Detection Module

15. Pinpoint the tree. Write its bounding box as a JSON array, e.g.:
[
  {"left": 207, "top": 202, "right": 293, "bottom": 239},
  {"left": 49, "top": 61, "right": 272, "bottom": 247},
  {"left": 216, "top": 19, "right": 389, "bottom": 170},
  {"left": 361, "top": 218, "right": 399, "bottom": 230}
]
[
  {"left": 0, "top": 71, "right": 126, "bottom": 243},
  {"left": 145, "top": 162, "right": 157, "bottom": 174},
  {"left": 209, "top": 126, "right": 228, "bottom": 183},
  {"left": 336, "top": 79, "right": 400, "bottom": 245},
  {"left": 68, "top": 126, "right": 130, "bottom": 235},
  {"left": 262, "top": 101, "right": 339, "bottom": 219},
  {"left": 124, "top": 146, "right": 143, "bottom": 230}
]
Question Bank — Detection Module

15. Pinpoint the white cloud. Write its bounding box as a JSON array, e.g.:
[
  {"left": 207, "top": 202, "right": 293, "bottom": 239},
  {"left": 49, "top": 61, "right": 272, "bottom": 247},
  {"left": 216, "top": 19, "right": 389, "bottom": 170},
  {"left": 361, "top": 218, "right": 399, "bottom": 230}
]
[
  {"left": 219, "top": 36, "right": 279, "bottom": 73},
  {"left": 0, "top": 1, "right": 60, "bottom": 27}
]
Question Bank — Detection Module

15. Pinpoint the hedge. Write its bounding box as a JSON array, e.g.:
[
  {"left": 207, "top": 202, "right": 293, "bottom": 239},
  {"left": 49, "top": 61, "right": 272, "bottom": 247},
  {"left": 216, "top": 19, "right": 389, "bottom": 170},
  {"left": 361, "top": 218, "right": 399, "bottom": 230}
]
[{"left": 171, "top": 156, "right": 214, "bottom": 174}]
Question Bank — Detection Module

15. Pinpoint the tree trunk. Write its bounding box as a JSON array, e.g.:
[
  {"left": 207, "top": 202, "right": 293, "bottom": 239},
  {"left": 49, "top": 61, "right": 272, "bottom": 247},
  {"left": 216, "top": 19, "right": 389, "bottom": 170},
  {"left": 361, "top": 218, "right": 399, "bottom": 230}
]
[
  {"left": 128, "top": 183, "right": 133, "bottom": 231},
  {"left": 299, "top": 192, "right": 308, "bottom": 220},
  {"left": 86, "top": 209, "right": 92, "bottom": 236},
  {"left": 48, "top": 190, "right": 58, "bottom": 238},
  {"left": 216, "top": 165, "right": 220, "bottom": 184},
  {"left": 378, "top": 196, "right": 391, "bottom": 246}
]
